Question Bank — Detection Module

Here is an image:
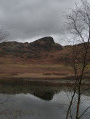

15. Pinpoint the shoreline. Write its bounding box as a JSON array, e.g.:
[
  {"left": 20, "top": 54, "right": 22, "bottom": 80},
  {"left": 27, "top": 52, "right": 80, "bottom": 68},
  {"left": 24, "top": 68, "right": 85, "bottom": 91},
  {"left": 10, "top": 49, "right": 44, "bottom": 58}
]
[{"left": 0, "top": 76, "right": 90, "bottom": 86}]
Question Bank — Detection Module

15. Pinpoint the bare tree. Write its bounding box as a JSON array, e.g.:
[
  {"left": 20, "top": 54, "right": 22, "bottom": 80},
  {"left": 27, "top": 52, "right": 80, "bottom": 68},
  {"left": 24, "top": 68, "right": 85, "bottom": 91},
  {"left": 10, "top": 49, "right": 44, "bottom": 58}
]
[
  {"left": 66, "top": 0, "right": 90, "bottom": 119},
  {"left": 0, "top": 29, "right": 9, "bottom": 42}
]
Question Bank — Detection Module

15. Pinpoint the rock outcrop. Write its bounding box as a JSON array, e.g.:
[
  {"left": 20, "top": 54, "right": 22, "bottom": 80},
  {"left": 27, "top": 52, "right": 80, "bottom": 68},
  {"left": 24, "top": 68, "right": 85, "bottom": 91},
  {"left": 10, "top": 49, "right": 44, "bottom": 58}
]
[{"left": 29, "top": 36, "right": 62, "bottom": 51}]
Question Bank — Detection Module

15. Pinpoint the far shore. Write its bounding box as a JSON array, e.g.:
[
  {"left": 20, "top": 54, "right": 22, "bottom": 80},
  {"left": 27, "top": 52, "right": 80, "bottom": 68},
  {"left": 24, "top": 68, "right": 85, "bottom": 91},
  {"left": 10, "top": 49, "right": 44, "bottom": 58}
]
[{"left": 0, "top": 76, "right": 90, "bottom": 87}]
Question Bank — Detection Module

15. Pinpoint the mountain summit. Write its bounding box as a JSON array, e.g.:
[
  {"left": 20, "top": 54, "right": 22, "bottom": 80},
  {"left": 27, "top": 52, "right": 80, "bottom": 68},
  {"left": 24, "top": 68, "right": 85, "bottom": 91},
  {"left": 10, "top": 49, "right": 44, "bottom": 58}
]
[
  {"left": 30, "top": 36, "right": 62, "bottom": 51},
  {"left": 0, "top": 37, "right": 62, "bottom": 62}
]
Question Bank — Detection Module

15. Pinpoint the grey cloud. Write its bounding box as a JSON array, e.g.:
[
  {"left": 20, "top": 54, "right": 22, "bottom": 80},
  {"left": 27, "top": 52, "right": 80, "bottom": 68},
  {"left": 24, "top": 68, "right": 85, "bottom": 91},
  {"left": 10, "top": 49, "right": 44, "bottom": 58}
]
[{"left": 0, "top": 0, "right": 81, "bottom": 43}]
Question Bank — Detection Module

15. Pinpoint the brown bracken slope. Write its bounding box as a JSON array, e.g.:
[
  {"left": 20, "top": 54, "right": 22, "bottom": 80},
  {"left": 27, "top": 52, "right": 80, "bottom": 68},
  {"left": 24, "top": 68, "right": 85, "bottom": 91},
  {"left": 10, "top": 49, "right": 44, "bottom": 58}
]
[
  {"left": 0, "top": 36, "right": 90, "bottom": 82},
  {"left": 0, "top": 36, "right": 90, "bottom": 64}
]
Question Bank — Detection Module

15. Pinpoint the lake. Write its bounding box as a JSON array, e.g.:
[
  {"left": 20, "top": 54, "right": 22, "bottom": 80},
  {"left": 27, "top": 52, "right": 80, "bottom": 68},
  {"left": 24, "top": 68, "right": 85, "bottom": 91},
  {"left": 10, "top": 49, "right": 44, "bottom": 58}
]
[{"left": 0, "top": 84, "right": 90, "bottom": 119}]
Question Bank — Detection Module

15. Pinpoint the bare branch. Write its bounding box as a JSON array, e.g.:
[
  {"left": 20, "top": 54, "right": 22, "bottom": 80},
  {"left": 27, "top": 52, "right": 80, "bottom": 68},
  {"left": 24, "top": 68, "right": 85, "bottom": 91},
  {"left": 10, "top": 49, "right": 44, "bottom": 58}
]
[
  {"left": 79, "top": 106, "right": 90, "bottom": 119},
  {"left": 0, "top": 29, "right": 9, "bottom": 41},
  {"left": 66, "top": 0, "right": 90, "bottom": 119}
]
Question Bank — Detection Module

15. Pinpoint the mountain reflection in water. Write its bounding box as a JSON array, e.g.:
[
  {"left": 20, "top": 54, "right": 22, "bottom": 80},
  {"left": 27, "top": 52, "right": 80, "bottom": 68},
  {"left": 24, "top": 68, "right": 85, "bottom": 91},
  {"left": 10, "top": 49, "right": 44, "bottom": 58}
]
[
  {"left": 0, "top": 84, "right": 60, "bottom": 100},
  {"left": 0, "top": 85, "right": 89, "bottom": 119}
]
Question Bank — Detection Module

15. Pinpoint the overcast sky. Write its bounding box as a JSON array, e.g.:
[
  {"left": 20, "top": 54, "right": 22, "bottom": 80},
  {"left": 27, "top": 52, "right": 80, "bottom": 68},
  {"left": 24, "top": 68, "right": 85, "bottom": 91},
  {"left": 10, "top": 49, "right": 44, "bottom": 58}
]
[{"left": 0, "top": 0, "right": 83, "bottom": 45}]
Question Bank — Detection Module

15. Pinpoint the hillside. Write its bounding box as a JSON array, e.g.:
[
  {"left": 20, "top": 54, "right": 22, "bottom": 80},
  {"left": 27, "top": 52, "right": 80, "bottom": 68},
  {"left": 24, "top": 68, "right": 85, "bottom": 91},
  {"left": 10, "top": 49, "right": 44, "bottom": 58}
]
[
  {"left": 0, "top": 36, "right": 90, "bottom": 64},
  {"left": 0, "top": 36, "right": 63, "bottom": 63},
  {"left": 0, "top": 36, "right": 90, "bottom": 84}
]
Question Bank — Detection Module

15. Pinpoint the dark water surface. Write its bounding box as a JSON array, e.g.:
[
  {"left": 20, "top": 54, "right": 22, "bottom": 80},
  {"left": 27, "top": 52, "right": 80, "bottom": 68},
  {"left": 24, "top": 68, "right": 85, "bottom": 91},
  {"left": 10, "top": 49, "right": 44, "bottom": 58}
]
[{"left": 0, "top": 84, "right": 90, "bottom": 119}]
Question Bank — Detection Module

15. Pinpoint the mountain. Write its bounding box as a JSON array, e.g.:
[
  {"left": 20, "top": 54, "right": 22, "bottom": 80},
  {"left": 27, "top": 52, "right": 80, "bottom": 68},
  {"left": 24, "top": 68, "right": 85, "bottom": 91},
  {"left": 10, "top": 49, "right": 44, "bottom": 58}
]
[
  {"left": 0, "top": 37, "right": 63, "bottom": 63},
  {"left": 0, "top": 36, "right": 89, "bottom": 64}
]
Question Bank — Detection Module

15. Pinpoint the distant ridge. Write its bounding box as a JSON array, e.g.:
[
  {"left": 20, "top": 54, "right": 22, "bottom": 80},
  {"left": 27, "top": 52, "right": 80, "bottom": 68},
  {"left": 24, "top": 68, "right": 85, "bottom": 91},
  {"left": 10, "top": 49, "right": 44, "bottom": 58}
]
[
  {"left": 0, "top": 37, "right": 63, "bottom": 63},
  {"left": 0, "top": 36, "right": 89, "bottom": 64}
]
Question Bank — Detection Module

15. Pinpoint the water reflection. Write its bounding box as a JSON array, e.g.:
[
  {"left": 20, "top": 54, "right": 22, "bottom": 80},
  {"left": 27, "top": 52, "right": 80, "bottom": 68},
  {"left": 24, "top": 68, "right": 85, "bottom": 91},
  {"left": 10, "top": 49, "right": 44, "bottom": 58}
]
[
  {"left": 0, "top": 93, "right": 65, "bottom": 119},
  {"left": 0, "top": 84, "right": 89, "bottom": 119},
  {"left": 0, "top": 91, "right": 89, "bottom": 119},
  {"left": 0, "top": 84, "right": 61, "bottom": 100},
  {"left": 33, "top": 91, "right": 54, "bottom": 100},
  {"left": 52, "top": 91, "right": 90, "bottom": 119},
  {"left": 0, "top": 84, "right": 90, "bottom": 100}
]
